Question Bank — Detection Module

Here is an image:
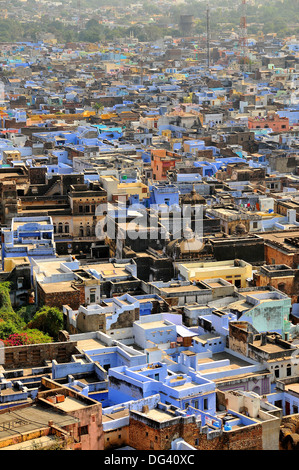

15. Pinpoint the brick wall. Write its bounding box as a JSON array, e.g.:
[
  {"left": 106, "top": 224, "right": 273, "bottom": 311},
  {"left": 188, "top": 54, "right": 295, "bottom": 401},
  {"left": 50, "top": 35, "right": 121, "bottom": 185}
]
[
  {"left": 264, "top": 244, "right": 296, "bottom": 268},
  {"left": 104, "top": 426, "right": 129, "bottom": 450},
  {"left": 129, "top": 415, "right": 200, "bottom": 450},
  {"left": 4, "top": 341, "right": 79, "bottom": 369},
  {"left": 29, "top": 167, "right": 47, "bottom": 185},
  {"left": 37, "top": 283, "right": 82, "bottom": 310},
  {"left": 128, "top": 414, "right": 263, "bottom": 450}
]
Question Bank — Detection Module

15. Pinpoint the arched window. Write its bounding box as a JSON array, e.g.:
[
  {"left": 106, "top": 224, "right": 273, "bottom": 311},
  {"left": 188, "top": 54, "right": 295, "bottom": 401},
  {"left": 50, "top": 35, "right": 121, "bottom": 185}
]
[
  {"left": 86, "top": 225, "right": 91, "bottom": 237},
  {"left": 274, "top": 365, "right": 280, "bottom": 378},
  {"left": 58, "top": 223, "right": 63, "bottom": 234},
  {"left": 287, "top": 364, "right": 292, "bottom": 377},
  {"left": 64, "top": 223, "right": 69, "bottom": 234}
]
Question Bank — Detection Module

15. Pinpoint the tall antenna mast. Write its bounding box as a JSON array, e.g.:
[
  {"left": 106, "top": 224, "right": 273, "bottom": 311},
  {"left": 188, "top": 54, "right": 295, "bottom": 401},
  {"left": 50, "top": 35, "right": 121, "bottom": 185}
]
[
  {"left": 239, "top": 0, "right": 248, "bottom": 72},
  {"left": 77, "top": 0, "right": 81, "bottom": 33},
  {"left": 206, "top": 2, "right": 210, "bottom": 73}
]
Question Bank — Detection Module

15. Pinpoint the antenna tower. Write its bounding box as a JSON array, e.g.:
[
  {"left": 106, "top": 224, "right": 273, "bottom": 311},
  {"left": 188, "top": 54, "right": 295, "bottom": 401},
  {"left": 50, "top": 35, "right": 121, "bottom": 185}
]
[
  {"left": 206, "top": 2, "right": 210, "bottom": 73},
  {"left": 239, "top": 0, "right": 248, "bottom": 71}
]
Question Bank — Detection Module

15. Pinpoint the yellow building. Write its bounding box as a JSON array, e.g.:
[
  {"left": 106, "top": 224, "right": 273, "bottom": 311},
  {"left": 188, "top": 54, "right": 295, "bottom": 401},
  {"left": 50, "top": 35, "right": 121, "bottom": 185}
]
[
  {"left": 4, "top": 256, "right": 30, "bottom": 272},
  {"left": 100, "top": 175, "right": 149, "bottom": 202},
  {"left": 118, "top": 182, "right": 149, "bottom": 200},
  {"left": 176, "top": 259, "right": 252, "bottom": 288},
  {"left": 2, "top": 150, "right": 21, "bottom": 164}
]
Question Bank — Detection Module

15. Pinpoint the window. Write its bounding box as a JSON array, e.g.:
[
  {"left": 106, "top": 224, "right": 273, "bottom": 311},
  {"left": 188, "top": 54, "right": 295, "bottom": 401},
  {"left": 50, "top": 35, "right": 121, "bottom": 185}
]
[
  {"left": 90, "top": 290, "right": 96, "bottom": 303},
  {"left": 64, "top": 223, "right": 69, "bottom": 234},
  {"left": 79, "top": 205, "right": 83, "bottom": 213},
  {"left": 274, "top": 366, "right": 280, "bottom": 378},
  {"left": 294, "top": 405, "right": 298, "bottom": 414},
  {"left": 203, "top": 398, "right": 208, "bottom": 410},
  {"left": 79, "top": 425, "right": 89, "bottom": 436},
  {"left": 58, "top": 223, "right": 63, "bottom": 234},
  {"left": 287, "top": 364, "right": 292, "bottom": 377}
]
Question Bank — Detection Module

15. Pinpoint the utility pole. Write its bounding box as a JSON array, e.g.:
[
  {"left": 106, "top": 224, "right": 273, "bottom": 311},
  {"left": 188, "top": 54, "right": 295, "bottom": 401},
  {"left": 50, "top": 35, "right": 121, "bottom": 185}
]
[
  {"left": 239, "top": 0, "right": 248, "bottom": 72},
  {"left": 77, "top": 0, "right": 82, "bottom": 33},
  {"left": 206, "top": 2, "right": 210, "bottom": 73}
]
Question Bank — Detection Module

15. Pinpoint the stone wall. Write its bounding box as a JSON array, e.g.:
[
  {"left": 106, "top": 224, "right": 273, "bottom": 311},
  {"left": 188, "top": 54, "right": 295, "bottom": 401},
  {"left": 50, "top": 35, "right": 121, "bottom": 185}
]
[
  {"left": 280, "top": 414, "right": 299, "bottom": 450},
  {"left": 37, "top": 282, "right": 83, "bottom": 310},
  {"left": 4, "top": 341, "right": 79, "bottom": 369},
  {"left": 128, "top": 413, "right": 263, "bottom": 450},
  {"left": 129, "top": 414, "right": 200, "bottom": 451}
]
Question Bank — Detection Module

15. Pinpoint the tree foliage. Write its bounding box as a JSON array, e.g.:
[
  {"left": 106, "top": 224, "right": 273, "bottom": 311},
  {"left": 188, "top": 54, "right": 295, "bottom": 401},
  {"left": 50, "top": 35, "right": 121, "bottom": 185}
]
[
  {"left": 26, "top": 306, "right": 63, "bottom": 341},
  {"left": 0, "top": 0, "right": 297, "bottom": 43},
  {"left": 0, "top": 283, "right": 60, "bottom": 345}
]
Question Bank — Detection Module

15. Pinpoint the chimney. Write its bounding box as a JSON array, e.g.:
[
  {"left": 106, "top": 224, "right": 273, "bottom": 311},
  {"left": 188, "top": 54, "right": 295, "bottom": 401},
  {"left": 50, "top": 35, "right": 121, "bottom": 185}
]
[
  {"left": 261, "top": 333, "right": 267, "bottom": 346},
  {"left": 287, "top": 209, "right": 296, "bottom": 225}
]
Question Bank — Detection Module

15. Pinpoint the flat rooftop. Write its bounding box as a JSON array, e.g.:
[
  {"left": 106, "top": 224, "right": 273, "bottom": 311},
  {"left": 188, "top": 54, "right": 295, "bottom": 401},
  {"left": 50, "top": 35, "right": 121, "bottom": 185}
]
[
  {"left": 53, "top": 396, "right": 88, "bottom": 412},
  {"left": 1, "top": 435, "right": 58, "bottom": 450},
  {"left": 252, "top": 341, "right": 290, "bottom": 354},
  {"left": 102, "top": 409, "right": 130, "bottom": 422},
  {"left": 206, "top": 281, "right": 226, "bottom": 288},
  {"left": 261, "top": 230, "right": 299, "bottom": 252},
  {"left": 76, "top": 337, "right": 107, "bottom": 351},
  {"left": 285, "top": 383, "right": 299, "bottom": 395},
  {"left": 198, "top": 351, "right": 252, "bottom": 368},
  {"left": 136, "top": 408, "right": 178, "bottom": 423},
  {"left": 83, "top": 262, "right": 130, "bottom": 279},
  {"left": 13, "top": 219, "right": 50, "bottom": 230},
  {"left": 161, "top": 285, "right": 203, "bottom": 294},
  {"left": 194, "top": 333, "right": 222, "bottom": 344},
  {"left": 40, "top": 281, "right": 78, "bottom": 294},
  {"left": 0, "top": 404, "right": 77, "bottom": 441},
  {"left": 34, "top": 259, "right": 67, "bottom": 276},
  {"left": 138, "top": 320, "right": 170, "bottom": 330}
]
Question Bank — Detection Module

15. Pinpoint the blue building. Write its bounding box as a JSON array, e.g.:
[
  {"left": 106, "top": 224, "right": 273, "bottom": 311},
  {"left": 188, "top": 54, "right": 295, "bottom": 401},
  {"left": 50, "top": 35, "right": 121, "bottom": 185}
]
[
  {"left": 1, "top": 216, "right": 56, "bottom": 268},
  {"left": 108, "top": 361, "right": 216, "bottom": 412}
]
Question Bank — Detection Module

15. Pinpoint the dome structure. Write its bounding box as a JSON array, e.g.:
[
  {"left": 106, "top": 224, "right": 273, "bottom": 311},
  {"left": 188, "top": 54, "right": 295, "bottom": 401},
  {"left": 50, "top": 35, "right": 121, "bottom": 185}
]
[
  {"left": 182, "top": 185, "right": 206, "bottom": 205},
  {"left": 166, "top": 224, "right": 204, "bottom": 259},
  {"left": 235, "top": 222, "right": 247, "bottom": 234}
]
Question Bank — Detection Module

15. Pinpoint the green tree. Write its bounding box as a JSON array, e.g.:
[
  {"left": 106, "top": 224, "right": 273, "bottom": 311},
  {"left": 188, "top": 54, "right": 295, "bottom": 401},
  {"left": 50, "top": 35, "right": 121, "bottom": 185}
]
[
  {"left": 93, "top": 102, "right": 104, "bottom": 115},
  {"left": 0, "top": 320, "right": 19, "bottom": 340},
  {"left": 0, "top": 282, "right": 25, "bottom": 330},
  {"left": 25, "top": 329, "right": 53, "bottom": 344},
  {"left": 26, "top": 306, "right": 63, "bottom": 340}
]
